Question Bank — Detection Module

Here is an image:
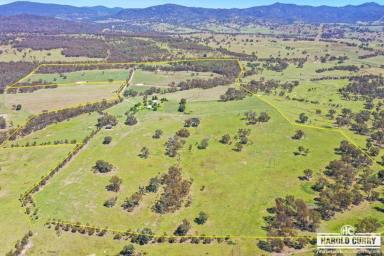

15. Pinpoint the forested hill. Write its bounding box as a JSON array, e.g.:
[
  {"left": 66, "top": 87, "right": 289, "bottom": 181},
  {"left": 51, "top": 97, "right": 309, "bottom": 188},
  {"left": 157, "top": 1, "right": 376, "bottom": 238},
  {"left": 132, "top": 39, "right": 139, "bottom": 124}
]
[
  {"left": 115, "top": 2, "right": 384, "bottom": 24},
  {"left": 0, "top": 1, "right": 122, "bottom": 20},
  {"left": 0, "top": 1, "right": 383, "bottom": 24}
]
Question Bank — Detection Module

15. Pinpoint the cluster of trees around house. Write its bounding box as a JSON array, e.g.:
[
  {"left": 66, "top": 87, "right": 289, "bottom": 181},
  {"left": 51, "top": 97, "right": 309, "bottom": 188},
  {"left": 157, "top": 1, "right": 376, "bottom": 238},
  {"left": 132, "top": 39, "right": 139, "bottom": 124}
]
[
  {"left": 5, "top": 231, "right": 33, "bottom": 256},
  {"left": 315, "top": 65, "right": 359, "bottom": 73},
  {"left": 11, "top": 99, "right": 120, "bottom": 140},
  {"left": 245, "top": 79, "right": 299, "bottom": 94},
  {"left": 340, "top": 75, "right": 384, "bottom": 99},
  {"left": 48, "top": 220, "right": 234, "bottom": 246},
  {"left": 14, "top": 35, "right": 108, "bottom": 59},
  {"left": 259, "top": 140, "right": 383, "bottom": 253},
  {"left": 153, "top": 166, "right": 192, "bottom": 214},
  {"left": 0, "top": 62, "right": 36, "bottom": 92}
]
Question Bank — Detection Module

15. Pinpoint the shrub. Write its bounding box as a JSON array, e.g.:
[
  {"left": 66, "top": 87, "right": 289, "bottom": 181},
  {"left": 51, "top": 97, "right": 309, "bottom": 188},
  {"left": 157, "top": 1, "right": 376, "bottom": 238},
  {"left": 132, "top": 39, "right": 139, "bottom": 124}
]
[
  {"left": 198, "top": 138, "right": 209, "bottom": 149},
  {"left": 184, "top": 118, "right": 200, "bottom": 127},
  {"left": 176, "top": 128, "right": 190, "bottom": 138},
  {"left": 220, "top": 134, "right": 231, "bottom": 144},
  {"left": 103, "top": 136, "right": 112, "bottom": 144},
  {"left": 119, "top": 244, "right": 135, "bottom": 256},
  {"left": 292, "top": 130, "right": 304, "bottom": 140},
  {"left": 152, "top": 129, "right": 163, "bottom": 139},
  {"left": 174, "top": 219, "right": 191, "bottom": 236},
  {"left": 125, "top": 114, "right": 137, "bottom": 126},
  {"left": 194, "top": 211, "right": 208, "bottom": 225},
  {"left": 103, "top": 197, "right": 117, "bottom": 208}
]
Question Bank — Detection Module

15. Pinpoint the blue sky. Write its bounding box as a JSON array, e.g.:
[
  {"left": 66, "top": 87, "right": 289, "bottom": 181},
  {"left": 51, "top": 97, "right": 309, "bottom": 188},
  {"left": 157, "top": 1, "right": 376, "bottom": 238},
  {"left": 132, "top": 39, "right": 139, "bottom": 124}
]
[{"left": 0, "top": 0, "right": 383, "bottom": 8}]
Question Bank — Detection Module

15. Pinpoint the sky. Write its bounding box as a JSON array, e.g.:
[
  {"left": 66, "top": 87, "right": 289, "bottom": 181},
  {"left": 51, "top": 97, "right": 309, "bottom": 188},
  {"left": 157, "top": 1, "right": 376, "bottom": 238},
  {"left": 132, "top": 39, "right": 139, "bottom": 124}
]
[{"left": 0, "top": 0, "right": 383, "bottom": 8}]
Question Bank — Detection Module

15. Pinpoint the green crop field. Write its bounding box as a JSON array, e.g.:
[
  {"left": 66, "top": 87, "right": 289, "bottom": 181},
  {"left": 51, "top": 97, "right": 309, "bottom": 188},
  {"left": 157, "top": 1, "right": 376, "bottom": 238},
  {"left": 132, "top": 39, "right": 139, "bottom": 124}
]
[{"left": 19, "top": 69, "right": 132, "bottom": 85}]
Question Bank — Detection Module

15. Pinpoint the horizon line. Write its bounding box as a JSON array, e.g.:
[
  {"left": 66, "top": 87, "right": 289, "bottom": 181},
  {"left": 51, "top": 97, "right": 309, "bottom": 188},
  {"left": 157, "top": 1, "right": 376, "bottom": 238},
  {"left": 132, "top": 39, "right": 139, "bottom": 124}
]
[{"left": 2, "top": 0, "right": 383, "bottom": 9}]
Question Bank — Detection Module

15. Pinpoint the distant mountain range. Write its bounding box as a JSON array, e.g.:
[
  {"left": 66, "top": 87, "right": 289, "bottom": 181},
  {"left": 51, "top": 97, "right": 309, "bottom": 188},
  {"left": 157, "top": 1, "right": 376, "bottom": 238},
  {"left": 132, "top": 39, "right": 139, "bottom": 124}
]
[
  {"left": 114, "top": 2, "right": 384, "bottom": 24},
  {"left": 0, "top": 1, "right": 122, "bottom": 20},
  {"left": 0, "top": 1, "right": 383, "bottom": 32}
]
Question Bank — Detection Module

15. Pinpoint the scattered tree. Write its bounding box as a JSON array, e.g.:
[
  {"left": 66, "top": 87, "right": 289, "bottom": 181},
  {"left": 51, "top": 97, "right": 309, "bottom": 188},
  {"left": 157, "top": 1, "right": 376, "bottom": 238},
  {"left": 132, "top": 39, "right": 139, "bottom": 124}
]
[
  {"left": 298, "top": 113, "right": 309, "bottom": 123},
  {"left": 152, "top": 129, "right": 163, "bottom": 139},
  {"left": 178, "top": 98, "right": 187, "bottom": 112},
  {"left": 94, "top": 160, "right": 114, "bottom": 173},
  {"left": 119, "top": 244, "right": 135, "bottom": 256},
  {"left": 176, "top": 128, "right": 190, "bottom": 138},
  {"left": 198, "top": 138, "right": 209, "bottom": 149},
  {"left": 220, "top": 134, "right": 231, "bottom": 144},
  {"left": 104, "top": 196, "right": 117, "bottom": 208},
  {"left": 292, "top": 130, "right": 304, "bottom": 140},
  {"left": 106, "top": 176, "right": 122, "bottom": 192},
  {"left": 139, "top": 147, "right": 150, "bottom": 159},
  {"left": 184, "top": 117, "right": 200, "bottom": 127},
  {"left": 194, "top": 211, "right": 208, "bottom": 225}
]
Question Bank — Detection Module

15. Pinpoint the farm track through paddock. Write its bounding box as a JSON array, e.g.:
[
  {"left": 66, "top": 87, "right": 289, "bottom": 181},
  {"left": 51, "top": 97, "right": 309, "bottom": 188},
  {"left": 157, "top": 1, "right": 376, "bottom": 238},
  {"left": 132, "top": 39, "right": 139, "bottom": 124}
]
[{"left": 3, "top": 58, "right": 382, "bottom": 249}]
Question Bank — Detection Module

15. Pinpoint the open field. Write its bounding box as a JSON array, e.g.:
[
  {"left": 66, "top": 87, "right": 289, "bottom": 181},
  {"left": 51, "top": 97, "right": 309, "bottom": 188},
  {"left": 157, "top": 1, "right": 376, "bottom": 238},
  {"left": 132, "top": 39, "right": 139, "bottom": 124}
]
[
  {"left": 33, "top": 95, "right": 342, "bottom": 236},
  {"left": 3, "top": 83, "right": 121, "bottom": 114},
  {"left": 0, "top": 145, "right": 75, "bottom": 255},
  {"left": 0, "top": 30, "right": 383, "bottom": 255}
]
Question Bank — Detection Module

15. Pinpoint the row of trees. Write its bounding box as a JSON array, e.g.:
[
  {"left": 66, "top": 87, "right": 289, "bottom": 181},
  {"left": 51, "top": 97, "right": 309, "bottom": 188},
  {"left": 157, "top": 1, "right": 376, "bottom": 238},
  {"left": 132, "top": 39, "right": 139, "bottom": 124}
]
[
  {"left": 12, "top": 99, "right": 120, "bottom": 140},
  {"left": 315, "top": 65, "right": 359, "bottom": 73},
  {"left": 245, "top": 79, "right": 299, "bottom": 94},
  {"left": 20, "top": 126, "right": 102, "bottom": 218},
  {"left": 5, "top": 231, "right": 33, "bottom": 256}
]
